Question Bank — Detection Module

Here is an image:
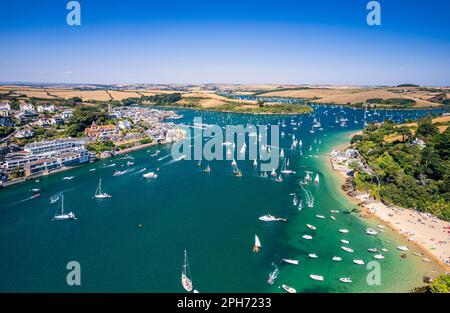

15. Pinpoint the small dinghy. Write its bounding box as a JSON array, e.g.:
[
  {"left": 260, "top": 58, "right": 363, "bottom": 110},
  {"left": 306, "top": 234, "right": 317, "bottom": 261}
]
[
  {"left": 341, "top": 246, "right": 354, "bottom": 253},
  {"left": 339, "top": 277, "right": 352, "bottom": 283},
  {"left": 310, "top": 274, "right": 324, "bottom": 281},
  {"left": 281, "top": 284, "right": 297, "bottom": 293},
  {"left": 282, "top": 259, "right": 299, "bottom": 265}
]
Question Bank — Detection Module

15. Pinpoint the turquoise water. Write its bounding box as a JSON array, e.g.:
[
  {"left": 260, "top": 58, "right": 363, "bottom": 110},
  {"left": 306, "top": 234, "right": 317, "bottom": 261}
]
[{"left": 0, "top": 106, "right": 443, "bottom": 292}]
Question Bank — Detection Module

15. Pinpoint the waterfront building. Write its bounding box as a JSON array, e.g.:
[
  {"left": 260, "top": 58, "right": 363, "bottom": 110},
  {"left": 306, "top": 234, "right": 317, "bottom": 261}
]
[
  {"left": 24, "top": 138, "right": 86, "bottom": 155},
  {"left": 84, "top": 122, "right": 119, "bottom": 139},
  {"left": 23, "top": 158, "right": 59, "bottom": 176}
]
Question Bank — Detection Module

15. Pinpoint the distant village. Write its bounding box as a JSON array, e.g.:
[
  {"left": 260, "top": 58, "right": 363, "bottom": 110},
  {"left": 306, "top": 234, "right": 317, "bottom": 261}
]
[{"left": 0, "top": 101, "right": 184, "bottom": 186}]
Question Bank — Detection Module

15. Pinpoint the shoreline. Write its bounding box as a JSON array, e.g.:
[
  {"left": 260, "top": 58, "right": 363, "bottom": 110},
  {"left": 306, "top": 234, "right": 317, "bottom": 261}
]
[
  {"left": 0, "top": 141, "right": 166, "bottom": 190},
  {"left": 328, "top": 141, "right": 450, "bottom": 274}
]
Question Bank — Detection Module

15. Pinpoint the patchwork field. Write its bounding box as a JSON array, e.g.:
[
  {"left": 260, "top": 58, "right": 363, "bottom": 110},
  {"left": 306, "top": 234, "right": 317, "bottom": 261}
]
[{"left": 258, "top": 87, "right": 445, "bottom": 107}]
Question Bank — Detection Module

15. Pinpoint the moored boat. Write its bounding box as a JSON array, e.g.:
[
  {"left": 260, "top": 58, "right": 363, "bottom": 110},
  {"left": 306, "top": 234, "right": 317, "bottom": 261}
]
[
  {"left": 310, "top": 274, "right": 324, "bottom": 281},
  {"left": 253, "top": 235, "right": 261, "bottom": 253},
  {"left": 281, "top": 284, "right": 297, "bottom": 293}
]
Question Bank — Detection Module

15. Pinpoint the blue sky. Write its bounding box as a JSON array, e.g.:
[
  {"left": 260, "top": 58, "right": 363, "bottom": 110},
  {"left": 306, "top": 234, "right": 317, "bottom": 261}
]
[{"left": 0, "top": 0, "right": 449, "bottom": 85}]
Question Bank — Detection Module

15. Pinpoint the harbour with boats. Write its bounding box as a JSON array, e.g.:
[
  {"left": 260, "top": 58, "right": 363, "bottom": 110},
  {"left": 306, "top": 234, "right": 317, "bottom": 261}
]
[{"left": 0, "top": 103, "right": 446, "bottom": 292}]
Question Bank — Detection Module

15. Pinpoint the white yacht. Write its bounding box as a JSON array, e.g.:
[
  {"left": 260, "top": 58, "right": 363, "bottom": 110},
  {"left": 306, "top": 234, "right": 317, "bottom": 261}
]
[
  {"left": 258, "top": 214, "right": 287, "bottom": 222},
  {"left": 53, "top": 195, "right": 76, "bottom": 221},
  {"left": 308, "top": 253, "right": 318, "bottom": 259},
  {"left": 365, "top": 228, "right": 378, "bottom": 235},
  {"left": 310, "top": 274, "right": 324, "bottom": 281},
  {"left": 373, "top": 254, "right": 385, "bottom": 260},
  {"left": 281, "top": 284, "right": 297, "bottom": 293},
  {"left": 302, "top": 235, "right": 313, "bottom": 240},
  {"left": 397, "top": 246, "right": 409, "bottom": 251},
  {"left": 94, "top": 179, "right": 112, "bottom": 199},
  {"left": 332, "top": 256, "right": 342, "bottom": 262},
  {"left": 143, "top": 172, "right": 158, "bottom": 179},
  {"left": 353, "top": 259, "right": 365, "bottom": 265},
  {"left": 181, "top": 250, "right": 194, "bottom": 293},
  {"left": 339, "top": 277, "right": 352, "bottom": 283},
  {"left": 341, "top": 246, "right": 354, "bottom": 253},
  {"left": 282, "top": 259, "right": 299, "bottom": 265},
  {"left": 339, "top": 229, "right": 349, "bottom": 234},
  {"left": 306, "top": 224, "right": 316, "bottom": 230}
]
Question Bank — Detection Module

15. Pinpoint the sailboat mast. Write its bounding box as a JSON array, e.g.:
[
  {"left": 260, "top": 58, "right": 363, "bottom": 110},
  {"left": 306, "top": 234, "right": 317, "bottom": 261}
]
[{"left": 61, "top": 195, "right": 64, "bottom": 215}]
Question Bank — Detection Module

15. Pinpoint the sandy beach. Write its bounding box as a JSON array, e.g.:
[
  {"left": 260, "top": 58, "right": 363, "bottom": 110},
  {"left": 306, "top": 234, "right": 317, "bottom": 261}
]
[{"left": 330, "top": 147, "right": 450, "bottom": 272}]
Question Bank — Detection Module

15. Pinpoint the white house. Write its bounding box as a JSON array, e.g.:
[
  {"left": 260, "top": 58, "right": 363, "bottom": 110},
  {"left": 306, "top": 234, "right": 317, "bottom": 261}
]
[
  {"left": 37, "top": 105, "right": 55, "bottom": 113},
  {"left": 15, "top": 129, "right": 35, "bottom": 139},
  {"left": 61, "top": 110, "right": 73, "bottom": 120},
  {"left": 412, "top": 138, "right": 426, "bottom": 148},
  {"left": 0, "top": 102, "right": 11, "bottom": 111},
  {"left": 118, "top": 120, "right": 132, "bottom": 130},
  {"left": 20, "top": 103, "right": 35, "bottom": 112}
]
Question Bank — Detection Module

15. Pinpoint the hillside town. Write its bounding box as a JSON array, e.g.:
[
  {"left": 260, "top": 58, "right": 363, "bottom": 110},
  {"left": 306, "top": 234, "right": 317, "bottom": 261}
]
[{"left": 0, "top": 101, "right": 185, "bottom": 186}]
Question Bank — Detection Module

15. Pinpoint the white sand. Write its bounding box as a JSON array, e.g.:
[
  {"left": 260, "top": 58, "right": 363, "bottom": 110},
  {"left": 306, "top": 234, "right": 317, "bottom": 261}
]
[{"left": 356, "top": 193, "right": 450, "bottom": 270}]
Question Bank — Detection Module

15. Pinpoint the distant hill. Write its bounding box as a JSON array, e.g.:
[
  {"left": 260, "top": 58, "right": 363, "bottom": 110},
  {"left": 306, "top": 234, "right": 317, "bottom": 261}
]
[{"left": 397, "top": 84, "right": 420, "bottom": 87}]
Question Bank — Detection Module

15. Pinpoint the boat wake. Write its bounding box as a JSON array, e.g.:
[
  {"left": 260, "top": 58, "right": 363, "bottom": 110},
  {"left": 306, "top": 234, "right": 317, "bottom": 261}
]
[
  {"left": 160, "top": 155, "right": 186, "bottom": 167},
  {"left": 300, "top": 184, "right": 314, "bottom": 208}
]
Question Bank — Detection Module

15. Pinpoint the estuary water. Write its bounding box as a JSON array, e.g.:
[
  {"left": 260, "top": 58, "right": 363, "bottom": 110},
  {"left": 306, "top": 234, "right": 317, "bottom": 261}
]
[{"left": 0, "top": 104, "right": 443, "bottom": 292}]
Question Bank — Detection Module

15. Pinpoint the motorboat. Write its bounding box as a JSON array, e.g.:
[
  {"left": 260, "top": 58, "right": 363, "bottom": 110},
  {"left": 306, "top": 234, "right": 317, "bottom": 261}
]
[
  {"left": 282, "top": 259, "right": 299, "bottom": 265},
  {"left": 341, "top": 246, "right": 354, "bottom": 253},
  {"left": 310, "top": 275, "right": 324, "bottom": 281},
  {"left": 281, "top": 284, "right": 297, "bottom": 293},
  {"left": 259, "top": 214, "right": 287, "bottom": 222}
]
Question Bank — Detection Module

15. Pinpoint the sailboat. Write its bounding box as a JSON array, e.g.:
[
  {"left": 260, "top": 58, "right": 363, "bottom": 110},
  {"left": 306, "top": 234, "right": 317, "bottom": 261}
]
[
  {"left": 253, "top": 159, "right": 257, "bottom": 167},
  {"left": 253, "top": 235, "right": 261, "bottom": 253},
  {"left": 204, "top": 164, "right": 211, "bottom": 173},
  {"left": 240, "top": 143, "right": 246, "bottom": 154},
  {"left": 271, "top": 168, "right": 277, "bottom": 177},
  {"left": 280, "top": 158, "right": 294, "bottom": 174},
  {"left": 231, "top": 159, "right": 237, "bottom": 167},
  {"left": 181, "top": 250, "right": 194, "bottom": 292},
  {"left": 305, "top": 171, "right": 312, "bottom": 182},
  {"left": 53, "top": 195, "right": 76, "bottom": 221},
  {"left": 314, "top": 174, "right": 319, "bottom": 184},
  {"left": 280, "top": 149, "right": 285, "bottom": 158},
  {"left": 94, "top": 179, "right": 112, "bottom": 199},
  {"left": 275, "top": 175, "right": 283, "bottom": 182}
]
